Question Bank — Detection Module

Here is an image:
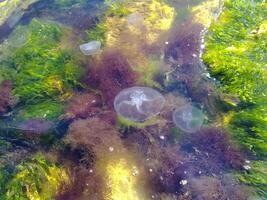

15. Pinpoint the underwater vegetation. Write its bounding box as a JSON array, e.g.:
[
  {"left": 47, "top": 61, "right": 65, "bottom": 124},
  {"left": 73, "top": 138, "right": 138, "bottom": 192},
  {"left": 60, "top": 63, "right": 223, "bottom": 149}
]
[
  {"left": 203, "top": 0, "right": 267, "bottom": 103},
  {"left": 191, "top": 128, "right": 245, "bottom": 170},
  {"left": 87, "top": 0, "right": 176, "bottom": 46},
  {"left": 0, "top": 18, "right": 83, "bottom": 104},
  {"left": 228, "top": 104, "right": 267, "bottom": 158},
  {"left": 0, "top": 80, "right": 16, "bottom": 114},
  {"left": 235, "top": 160, "right": 267, "bottom": 198},
  {"left": 86, "top": 0, "right": 175, "bottom": 89},
  {"left": 0, "top": 153, "right": 69, "bottom": 200},
  {"left": 85, "top": 49, "right": 137, "bottom": 108},
  {"left": 203, "top": 0, "right": 267, "bottom": 198},
  {"left": 63, "top": 92, "right": 102, "bottom": 120},
  {"left": 0, "top": 0, "right": 265, "bottom": 199},
  {"left": 64, "top": 117, "right": 125, "bottom": 159},
  {"left": 16, "top": 100, "right": 65, "bottom": 121}
]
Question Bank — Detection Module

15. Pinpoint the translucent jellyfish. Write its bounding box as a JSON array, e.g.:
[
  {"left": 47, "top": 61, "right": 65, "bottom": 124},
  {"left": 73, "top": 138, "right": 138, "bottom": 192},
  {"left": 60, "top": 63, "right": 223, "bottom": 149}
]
[
  {"left": 127, "top": 12, "right": 144, "bottom": 27},
  {"left": 17, "top": 119, "right": 54, "bottom": 134},
  {"left": 8, "top": 26, "right": 30, "bottom": 48},
  {"left": 172, "top": 104, "right": 204, "bottom": 133},
  {"left": 114, "top": 87, "right": 165, "bottom": 122},
  {"left": 79, "top": 40, "right": 101, "bottom": 55}
]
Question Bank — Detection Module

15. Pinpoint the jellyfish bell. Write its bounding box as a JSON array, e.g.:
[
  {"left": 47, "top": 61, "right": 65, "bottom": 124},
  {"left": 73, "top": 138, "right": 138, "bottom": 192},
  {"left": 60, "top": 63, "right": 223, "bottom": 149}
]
[
  {"left": 114, "top": 86, "right": 165, "bottom": 122},
  {"left": 79, "top": 40, "right": 101, "bottom": 55},
  {"left": 172, "top": 104, "right": 204, "bottom": 133},
  {"left": 127, "top": 12, "right": 144, "bottom": 28},
  {"left": 17, "top": 119, "right": 55, "bottom": 134}
]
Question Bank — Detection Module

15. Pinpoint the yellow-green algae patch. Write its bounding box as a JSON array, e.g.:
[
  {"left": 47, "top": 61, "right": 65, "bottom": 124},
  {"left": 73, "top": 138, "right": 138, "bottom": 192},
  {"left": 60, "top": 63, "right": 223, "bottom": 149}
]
[
  {"left": 2, "top": 153, "right": 70, "bottom": 200},
  {"left": 192, "top": 0, "right": 222, "bottom": 27}
]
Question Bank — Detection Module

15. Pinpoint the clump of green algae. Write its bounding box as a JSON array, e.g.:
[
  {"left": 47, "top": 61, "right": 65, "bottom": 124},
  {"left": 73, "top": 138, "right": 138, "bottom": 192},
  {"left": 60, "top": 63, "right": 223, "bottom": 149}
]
[{"left": 0, "top": 153, "right": 69, "bottom": 200}]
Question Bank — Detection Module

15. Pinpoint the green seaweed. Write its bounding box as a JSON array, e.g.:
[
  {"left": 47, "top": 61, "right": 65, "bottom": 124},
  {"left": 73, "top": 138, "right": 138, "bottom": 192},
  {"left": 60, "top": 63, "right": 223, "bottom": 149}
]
[
  {"left": 204, "top": 0, "right": 267, "bottom": 157},
  {"left": 135, "top": 58, "right": 163, "bottom": 89},
  {"left": 0, "top": 65, "right": 16, "bottom": 84},
  {"left": 15, "top": 100, "right": 65, "bottom": 121},
  {"left": 86, "top": 23, "right": 107, "bottom": 44},
  {"left": 104, "top": 0, "right": 130, "bottom": 17},
  {"left": 0, "top": 19, "right": 83, "bottom": 104},
  {"left": 203, "top": 0, "right": 267, "bottom": 103},
  {"left": 204, "top": 1, "right": 267, "bottom": 198},
  {"left": 235, "top": 160, "right": 267, "bottom": 197},
  {"left": 228, "top": 104, "right": 267, "bottom": 158},
  {"left": 2, "top": 153, "right": 69, "bottom": 200}
]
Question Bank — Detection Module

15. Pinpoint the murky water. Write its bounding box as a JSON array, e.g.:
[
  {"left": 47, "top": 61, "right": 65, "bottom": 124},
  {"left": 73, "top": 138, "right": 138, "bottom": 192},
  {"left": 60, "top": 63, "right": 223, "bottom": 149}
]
[{"left": 0, "top": 0, "right": 265, "bottom": 199}]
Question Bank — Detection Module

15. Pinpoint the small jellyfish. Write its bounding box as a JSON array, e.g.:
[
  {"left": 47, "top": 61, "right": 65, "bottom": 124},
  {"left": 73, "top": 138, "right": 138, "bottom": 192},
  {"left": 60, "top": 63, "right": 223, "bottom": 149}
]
[
  {"left": 127, "top": 12, "right": 144, "bottom": 27},
  {"left": 7, "top": 26, "right": 30, "bottom": 48},
  {"left": 79, "top": 40, "right": 101, "bottom": 55},
  {"left": 17, "top": 119, "right": 54, "bottom": 134},
  {"left": 172, "top": 104, "right": 204, "bottom": 133},
  {"left": 114, "top": 87, "right": 165, "bottom": 122}
]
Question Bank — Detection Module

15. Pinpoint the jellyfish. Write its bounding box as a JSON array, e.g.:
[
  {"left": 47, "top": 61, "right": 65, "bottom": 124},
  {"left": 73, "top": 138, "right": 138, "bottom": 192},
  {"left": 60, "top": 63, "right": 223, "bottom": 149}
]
[
  {"left": 114, "top": 87, "right": 165, "bottom": 122},
  {"left": 17, "top": 119, "right": 54, "bottom": 134},
  {"left": 79, "top": 40, "right": 101, "bottom": 55},
  {"left": 172, "top": 104, "right": 204, "bottom": 133},
  {"left": 127, "top": 12, "right": 144, "bottom": 28}
]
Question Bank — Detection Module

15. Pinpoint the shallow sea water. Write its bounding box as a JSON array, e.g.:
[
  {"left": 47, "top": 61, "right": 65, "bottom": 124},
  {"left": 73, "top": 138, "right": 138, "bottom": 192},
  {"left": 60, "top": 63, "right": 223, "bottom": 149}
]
[{"left": 0, "top": 0, "right": 266, "bottom": 200}]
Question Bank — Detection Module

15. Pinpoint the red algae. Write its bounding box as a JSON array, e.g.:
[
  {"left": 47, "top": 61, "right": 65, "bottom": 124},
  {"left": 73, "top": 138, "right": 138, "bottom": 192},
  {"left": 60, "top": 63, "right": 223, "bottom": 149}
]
[
  {"left": 164, "top": 22, "right": 203, "bottom": 65},
  {"left": 191, "top": 128, "right": 245, "bottom": 169},
  {"left": 64, "top": 117, "right": 125, "bottom": 159},
  {"left": 63, "top": 92, "right": 102, "bottom": 120},
  {"left": 0, "top": 80, "right": 16, "bottom": 114},
  {"left": 84, "top": 49, "right": 138, "bottom": 108}
]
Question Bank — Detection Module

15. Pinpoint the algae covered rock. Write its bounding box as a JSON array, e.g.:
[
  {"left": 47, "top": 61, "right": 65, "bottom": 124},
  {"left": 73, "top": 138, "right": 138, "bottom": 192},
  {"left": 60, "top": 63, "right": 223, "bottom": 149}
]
[
  {"left": 0, "top": 18, "right": 83, "bottom": 104},
  {"left": 87, "top": 0, "right": 176, "bottom": 46},
  {"left": 0, "top": 0, "right": 39, "bottom": 27},
  {"left": 2, "top": 153, "right": 69, "bottom": 200}
]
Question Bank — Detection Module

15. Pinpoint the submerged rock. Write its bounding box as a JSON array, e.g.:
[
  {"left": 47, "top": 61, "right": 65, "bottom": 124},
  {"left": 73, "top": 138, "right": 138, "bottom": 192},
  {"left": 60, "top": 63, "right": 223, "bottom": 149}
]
[
  {"left": 79, "top": 40, "right": 101, "bottom": 55},
  {"left": 0, "top": 0, "right": 39, "bottom": 27},
  {"left": 114, "top": 86, "right": 165, "bottom": 122},
  {"left": 172, "top": 104, "right": 204, "bottom": 133}
]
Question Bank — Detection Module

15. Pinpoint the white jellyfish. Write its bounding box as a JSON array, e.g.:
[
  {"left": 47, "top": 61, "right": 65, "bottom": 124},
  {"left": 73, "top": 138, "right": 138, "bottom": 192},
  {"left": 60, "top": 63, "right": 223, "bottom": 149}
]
[
  {"left": 172, "top": 104, "right": 205, "bottom": 133},
  {"left": 114, "top": 87, "right": 165, "bottom": 122},
  {"left": 79, "top": 40, "right": 101, "bottom": 55}
]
